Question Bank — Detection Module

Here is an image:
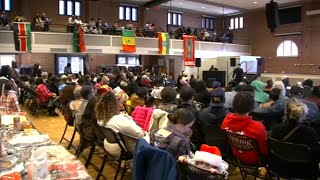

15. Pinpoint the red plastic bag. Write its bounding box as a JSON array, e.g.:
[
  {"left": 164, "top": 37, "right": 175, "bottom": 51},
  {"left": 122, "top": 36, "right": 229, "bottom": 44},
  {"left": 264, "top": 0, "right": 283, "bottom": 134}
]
[{"left": 1, "top": 172, "right": 21, "bottom": 180}]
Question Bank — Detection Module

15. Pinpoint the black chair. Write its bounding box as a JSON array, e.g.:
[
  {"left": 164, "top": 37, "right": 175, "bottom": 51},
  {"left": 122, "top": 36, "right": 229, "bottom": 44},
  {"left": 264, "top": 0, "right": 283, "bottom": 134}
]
[
  {"left": 177, "top": 161, "right": 226, "bottom": 180},
  {"left": 250, "top": 111, "right": 283, "bottom": 131},
  {"left": 59, "top": 105, "right": 77, "bottom": 150},
  {"left": 118, "top": 133, "right": 138, "bottom": 154},
  {"left": 267, "top": 137, "right": 318, "bottom": 180},
  {"left": 32, "top": 93, "right": 48, "bottom": 117},
  {"left": 200, "top": 124, "right": 229, "bottom": 157},
  {"left": 225, "top": 132, "right": 266, "bottom": 180},
  {"left": 310, "top": 121, "right": 320, "bottom": 137},
  {"left": 98, "top": 127, "right": 134, "bottom": 180}
]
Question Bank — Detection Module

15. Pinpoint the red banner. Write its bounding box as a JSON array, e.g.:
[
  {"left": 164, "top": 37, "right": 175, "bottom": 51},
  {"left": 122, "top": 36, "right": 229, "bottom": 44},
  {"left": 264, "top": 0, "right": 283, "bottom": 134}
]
[{"left": 183, "top": 35, "right": 195, "bottom": 66}]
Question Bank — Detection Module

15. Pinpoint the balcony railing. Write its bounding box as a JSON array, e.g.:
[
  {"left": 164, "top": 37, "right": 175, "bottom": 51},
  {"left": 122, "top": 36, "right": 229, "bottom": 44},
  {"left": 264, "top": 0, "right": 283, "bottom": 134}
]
[{"left": 0, "top": 31, "right": 251, "bottom": 57}]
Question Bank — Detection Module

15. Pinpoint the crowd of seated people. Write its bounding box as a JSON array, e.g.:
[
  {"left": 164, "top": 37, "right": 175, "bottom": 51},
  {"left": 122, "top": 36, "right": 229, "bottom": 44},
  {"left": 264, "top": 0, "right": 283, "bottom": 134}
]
[
  {"left": 0, "top": 11, "right": 51, "bottom": 31},
  {"left": 0, "top": 12, "right": 235, "bottom": 43},
  {"left": 2, "top": 61, "right": 320, "bottom": 178},
  {"left": 170, "top": 26, "right": 234, "bottom": 43}
]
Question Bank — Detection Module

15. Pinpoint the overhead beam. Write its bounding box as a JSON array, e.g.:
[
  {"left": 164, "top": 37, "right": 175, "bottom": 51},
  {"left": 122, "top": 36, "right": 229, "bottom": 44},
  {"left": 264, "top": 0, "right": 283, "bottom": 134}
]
[{"left": 144, "top": 0, "right": 171, "bottom": 8}]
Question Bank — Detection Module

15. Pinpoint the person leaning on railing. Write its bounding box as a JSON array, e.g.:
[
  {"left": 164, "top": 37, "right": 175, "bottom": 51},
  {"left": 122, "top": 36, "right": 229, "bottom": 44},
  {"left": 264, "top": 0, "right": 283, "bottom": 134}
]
[
  {"left": 14, "top": 13, "right": 26, "bottom": 22},
  {"left": 67, "top": 16, "right": 77, "bottom": 33},
  {"left": 0, "top": 10, "right": 11, "bottom": 30},
  {"left": 40, "top": 13, "right": 51, "bottom": 31}
]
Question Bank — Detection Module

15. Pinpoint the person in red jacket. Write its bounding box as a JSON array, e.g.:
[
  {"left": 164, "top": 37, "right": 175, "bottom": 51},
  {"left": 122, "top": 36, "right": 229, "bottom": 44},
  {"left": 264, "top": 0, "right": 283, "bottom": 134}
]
[
  {"left": 35, "top": 77, "right": 58, "bottom": 116},
  {"left": 221, "top": 91, "right": 268, "bottom": 165}
]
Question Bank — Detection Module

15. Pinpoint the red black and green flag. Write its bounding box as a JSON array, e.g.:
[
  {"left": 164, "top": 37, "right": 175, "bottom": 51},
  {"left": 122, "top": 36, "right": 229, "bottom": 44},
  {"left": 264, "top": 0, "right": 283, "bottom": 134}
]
[
  {"left": 73, "top": 25, "right": 86, "bottom": 53},
  {"left": 13, "top": 22, "right": 32, "bottom": 52}
]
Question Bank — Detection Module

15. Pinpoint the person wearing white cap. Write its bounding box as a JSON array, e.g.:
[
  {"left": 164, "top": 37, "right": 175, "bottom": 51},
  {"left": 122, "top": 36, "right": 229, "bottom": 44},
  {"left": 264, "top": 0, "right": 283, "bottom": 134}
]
[{"left": 58, "top": 75, "right": 68, "bottom": 92}]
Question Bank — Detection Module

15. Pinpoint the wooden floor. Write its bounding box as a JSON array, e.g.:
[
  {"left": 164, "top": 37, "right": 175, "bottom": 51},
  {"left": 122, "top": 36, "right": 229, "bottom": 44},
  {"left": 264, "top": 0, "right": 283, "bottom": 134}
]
[{"left": 26, "top": 108, "right": 253, "bottom": 180}]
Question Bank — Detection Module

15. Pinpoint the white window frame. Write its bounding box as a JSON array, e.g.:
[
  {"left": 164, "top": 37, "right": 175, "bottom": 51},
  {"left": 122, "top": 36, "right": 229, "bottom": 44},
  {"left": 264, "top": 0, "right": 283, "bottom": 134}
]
[
  {"left": 230, "top": 16, "right": 244, "bottom": 30},
  {"left": 276, "top": 40, "right": 299, "bottom": 57},
  {"left": 2, "top": 0, "right": 12, "bottom": 11},
  {"left": 59, "top": 0, "right": 82, "bottom": 16},
  {"left": 168, "top": 11, "right": 183, "bottom": 26},
  {"left": 202, "top": 16, "right": 214, "bottom": 30},
  {"left": 230, "top": 18, "right": 234, "bottom": 29},
  {"left": 119, "top": 5, "right": 138, "bottom": 22},
  {"left": 0, "top": 55, "right": 15, "bottom": 67},
  {"left": 239, "top": 17, "right": 243, "bottom": 28}
]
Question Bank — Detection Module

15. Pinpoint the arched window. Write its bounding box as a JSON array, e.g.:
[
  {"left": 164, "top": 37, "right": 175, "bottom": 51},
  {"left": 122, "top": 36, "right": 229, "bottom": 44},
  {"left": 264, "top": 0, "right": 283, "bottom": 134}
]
[{"left": 277, "top": 40, "right": 298, "bottom": 57}]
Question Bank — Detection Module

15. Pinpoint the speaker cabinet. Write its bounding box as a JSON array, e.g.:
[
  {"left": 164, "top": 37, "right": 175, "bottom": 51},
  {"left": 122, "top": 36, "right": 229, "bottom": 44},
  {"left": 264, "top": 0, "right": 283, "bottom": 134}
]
[
  {"left": 256, "top": 57, "right": 264, "bottom": 65},
  {"left": 266, "top": 1, "right": 279, "bottom": 32},
  {"left": 195, "top": 58, "right": 201, "bottom": 67},
  {"left": 230, "top": 58, "right": 236, "bottom": 67}
]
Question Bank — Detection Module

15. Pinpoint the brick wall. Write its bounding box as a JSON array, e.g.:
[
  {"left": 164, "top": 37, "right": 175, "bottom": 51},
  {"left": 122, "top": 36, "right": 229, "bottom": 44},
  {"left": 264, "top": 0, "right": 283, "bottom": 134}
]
[
  {"left": 224, "top": 2, "right": 320, "bottom": 74},
  {"left": 16, "top": 53, "right": 164, "bottom": 75},
  {"left": 87, "top": 54, "right": 115, "bottom": 73},
  {"left": 17, "top": 53, "right": 55, "bottom": 73},
  {"left": 7, "top": 0, "right": 202, "bottom": 31},
  {"left": 146, "top": 7, "right": 202, "bottom": 31}
]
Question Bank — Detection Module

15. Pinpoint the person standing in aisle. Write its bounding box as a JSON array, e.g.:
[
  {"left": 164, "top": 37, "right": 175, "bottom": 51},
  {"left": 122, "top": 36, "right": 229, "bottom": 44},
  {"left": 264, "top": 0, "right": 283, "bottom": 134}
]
[
  {"left": 64, "top": 63, "right": 72, "bottom": 75},
  {"left": 232, "top": 64, "right": 244, "bottom": 85}
]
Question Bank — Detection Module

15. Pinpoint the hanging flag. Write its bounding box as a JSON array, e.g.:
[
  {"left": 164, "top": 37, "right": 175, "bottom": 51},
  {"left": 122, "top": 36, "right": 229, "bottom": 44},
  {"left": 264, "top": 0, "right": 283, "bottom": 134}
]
[
  {"left": 122, "top": 30, "right": 136, "bottom": 52},
  {"left": 12, "top": 22, "right": 32, "bottom": 52},
  {"left": 183, "top": 35, "right": 195, "bottom": 66},
  {"left": 158, "top": 32, "right": 170, "bottom": 55},
  {"left": 73, "top": 25, "right": 86, "bottom": 53}
]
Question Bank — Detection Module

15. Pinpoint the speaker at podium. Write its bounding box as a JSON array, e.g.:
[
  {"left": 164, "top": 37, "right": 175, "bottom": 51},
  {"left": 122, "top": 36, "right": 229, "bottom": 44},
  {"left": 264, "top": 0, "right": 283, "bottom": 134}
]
[{"left": 203, "top": 71, "right": 226, "bottom": 88}]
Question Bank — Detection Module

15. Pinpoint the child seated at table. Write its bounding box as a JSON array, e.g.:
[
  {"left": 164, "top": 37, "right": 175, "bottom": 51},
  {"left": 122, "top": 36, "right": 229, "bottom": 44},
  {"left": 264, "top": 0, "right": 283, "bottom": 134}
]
[{"left": 178, "top": 144, "right": 228, "bottom": 175}]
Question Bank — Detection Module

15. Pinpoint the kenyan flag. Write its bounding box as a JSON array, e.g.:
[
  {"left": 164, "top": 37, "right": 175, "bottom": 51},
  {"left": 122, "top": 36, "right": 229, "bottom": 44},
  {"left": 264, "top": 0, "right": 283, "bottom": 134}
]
[
  {"left": 13, "top": 22, "right": 32, "bottom": 52},
  {"left": 73, "top": 24, "right": 86, "bottom": 53}
]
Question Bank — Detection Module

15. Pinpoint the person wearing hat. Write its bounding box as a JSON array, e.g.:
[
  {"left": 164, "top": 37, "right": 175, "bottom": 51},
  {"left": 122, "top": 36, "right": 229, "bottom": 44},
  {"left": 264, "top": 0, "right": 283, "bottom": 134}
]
[
  {"left": 289, "top": 85, "right": 320, "bottom": 123},
  {"left": 212, "top": 81, "right": 221, "bottom": 89},
  {"left": 151, "top": 76, "right": 164, "bottom": 100},
  {"left": 141, "top": 74, "right": 152, "bottom": 88},
  {"left": 58, "top": 75, "right": 68, "bottom": 92},
  {"left": 251, "top": 80, "right": 269, "bottom": 104},
  {"left": 199, "top": 88, "right": 229, "bottom": 153},
  {"left": 221, "top": 91, "right": 268, "bottom": 165},
  {"left": 178, "top": 144, "right": 229, "bottom": 175}
]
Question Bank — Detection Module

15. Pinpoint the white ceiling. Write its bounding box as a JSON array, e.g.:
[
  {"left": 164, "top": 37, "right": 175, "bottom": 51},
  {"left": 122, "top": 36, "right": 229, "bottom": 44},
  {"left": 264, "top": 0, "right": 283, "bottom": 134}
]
[
  {"left": 162, "top": 0, "right": 239, "bottom": 15},
  {"left": 204, "top": 0, "right": 302, "bottom": 10}
]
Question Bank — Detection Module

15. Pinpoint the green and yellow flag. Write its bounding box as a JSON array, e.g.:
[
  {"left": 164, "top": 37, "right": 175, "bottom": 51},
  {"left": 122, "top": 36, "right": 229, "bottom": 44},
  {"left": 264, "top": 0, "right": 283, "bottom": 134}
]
[
  {"left": 12, "top": 22, "right": 32, "bottom": 52},
  {"left": 158, "top": 32, "right": 169, "bottom": 55},
  {"left": 122, "top": 30, "right": 136, "bottom": 52}
]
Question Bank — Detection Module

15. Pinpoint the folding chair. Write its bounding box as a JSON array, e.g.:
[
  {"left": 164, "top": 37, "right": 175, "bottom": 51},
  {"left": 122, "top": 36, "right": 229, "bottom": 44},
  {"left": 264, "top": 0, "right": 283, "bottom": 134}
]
[
  {"left": 267, "top": 137, "right": 318, "bottom": 180},
  {"left": 59, "top": 105, "right": 77, "bottom": 150},
  {"left": 177, "top": 161, "right": 226, "bottom": 180},
  {"left": 225, "top": 132, "right": 266, "bottom": 180}
]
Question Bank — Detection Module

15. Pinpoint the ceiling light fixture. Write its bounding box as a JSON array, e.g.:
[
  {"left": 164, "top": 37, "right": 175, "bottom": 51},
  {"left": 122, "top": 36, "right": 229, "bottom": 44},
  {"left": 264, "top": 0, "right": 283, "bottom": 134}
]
[
  {"left": 179, "top": 2, "right": 182, "bottom": 4},
  {"left": 202, "top": 7, "right": 205, "bottom": 8},
  {"left": 253, "top": 1, "right": 258, "bottom": 3}
]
